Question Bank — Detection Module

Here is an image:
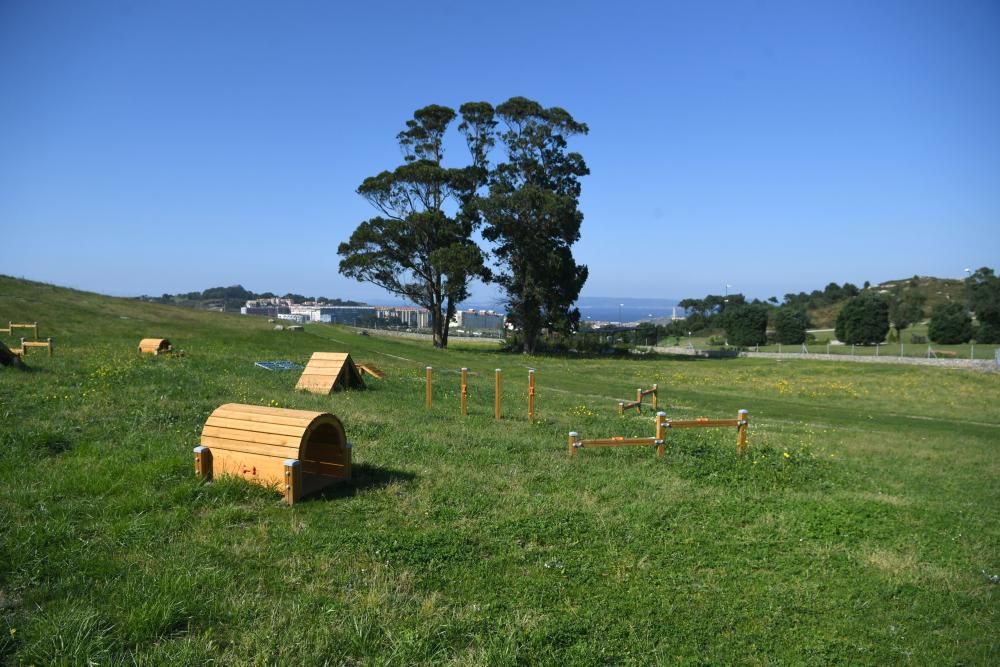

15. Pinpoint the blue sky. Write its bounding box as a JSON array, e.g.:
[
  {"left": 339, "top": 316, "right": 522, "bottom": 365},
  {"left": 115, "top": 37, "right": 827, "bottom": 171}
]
[{"left": 1, "top": 0, "right": 997, "bottom": 303}]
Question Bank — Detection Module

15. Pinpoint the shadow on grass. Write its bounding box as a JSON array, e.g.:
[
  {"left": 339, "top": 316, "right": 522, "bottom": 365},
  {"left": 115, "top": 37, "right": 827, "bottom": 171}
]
[{"left": 307, "top": 462, "right": 416, "bottom": 502}]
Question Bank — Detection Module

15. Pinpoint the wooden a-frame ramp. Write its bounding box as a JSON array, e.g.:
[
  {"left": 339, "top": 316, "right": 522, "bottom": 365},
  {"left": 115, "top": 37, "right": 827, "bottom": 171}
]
[{"left": 296, "top": 352, "right": 366, "bottom": 394}]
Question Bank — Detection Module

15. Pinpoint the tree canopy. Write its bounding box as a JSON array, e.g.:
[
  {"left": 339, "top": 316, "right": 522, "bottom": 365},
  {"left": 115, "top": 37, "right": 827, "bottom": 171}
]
[
  {"left": 338, "top": 104, "right": 491, "bottom": 347},
  {"left": 928, "top": 302, "right": 973, "bottom": 344},
  {"left": 475, "top": 97, "right": 590, "bottom": 354},
  {"left": 835, "top": 293, "right": 889, "bottom": 345},
  {"left": 773, "top": 306, "right": 808, "bottom": 345}
]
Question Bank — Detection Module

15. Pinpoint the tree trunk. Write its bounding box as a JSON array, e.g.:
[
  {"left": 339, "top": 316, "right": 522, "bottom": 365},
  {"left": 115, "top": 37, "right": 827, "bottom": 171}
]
[{"left": 431, "top": 303, "right": 445, "bottom": 348}]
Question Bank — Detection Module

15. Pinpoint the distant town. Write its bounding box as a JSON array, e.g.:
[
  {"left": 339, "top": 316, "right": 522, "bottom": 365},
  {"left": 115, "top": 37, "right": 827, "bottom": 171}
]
[{"left": 240, "top": 298, "right": 506, "bottom": 333}]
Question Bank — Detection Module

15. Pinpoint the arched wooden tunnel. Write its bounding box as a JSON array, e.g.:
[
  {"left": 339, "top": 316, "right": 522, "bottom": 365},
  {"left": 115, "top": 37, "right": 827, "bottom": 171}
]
[
  {"left": 138, "top": 338, "right": 172, "bottom": 355},
  {"left": 194, "top": 403, "right": 351, "bottom": 504}
]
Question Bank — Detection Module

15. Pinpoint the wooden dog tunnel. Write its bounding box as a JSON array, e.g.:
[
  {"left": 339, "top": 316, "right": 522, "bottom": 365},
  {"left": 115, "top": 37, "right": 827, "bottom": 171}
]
[
  {"left": 570, "top": 410, "right": 750, "bottom": 458},
  {"left": 194, "top": 403, "right": 351, "bottom": 504},
  {"left": 296, "top": 352, "right": 365, "bottom": 394},
  {"left": 138, "top": 338, "right": 172, "bottom": 355}
]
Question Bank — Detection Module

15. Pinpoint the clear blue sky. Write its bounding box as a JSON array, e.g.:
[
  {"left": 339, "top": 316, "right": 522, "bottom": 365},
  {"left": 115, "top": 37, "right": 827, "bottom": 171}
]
[{"left": 2, "top": 0, "right": 997, "bottom": 303}]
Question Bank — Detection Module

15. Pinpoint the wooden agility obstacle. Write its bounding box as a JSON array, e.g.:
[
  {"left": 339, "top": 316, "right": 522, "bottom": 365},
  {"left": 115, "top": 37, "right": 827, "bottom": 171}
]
[
  {"left": 528, "top": 369, "right": 536, "bottom": 422},
  {"left": 19, "top": 337, "right": 53, "bottom": 358},
  {"left": 357, "top": 363, "right": 385, "bottom": 379},
  {"left": 295, "top": 352, "right": 365, "bottom": 394},
  {"left": 618, "top": 384, "right": 658, "bottom": 416},
  {"left": 138, "top": 338, "right": 172, "bottom": 355},
  {"left": 7, "top": 322, "right": 38, "bottom": 338},
  {"left": 461, "top": 367, "right": 469, "bottom": 415},
  {"left": 569, "top": 409, "right": 750, "bottom": 458},
  {"left": 194, "top": 403, "right": 351, "bottom": 505}
]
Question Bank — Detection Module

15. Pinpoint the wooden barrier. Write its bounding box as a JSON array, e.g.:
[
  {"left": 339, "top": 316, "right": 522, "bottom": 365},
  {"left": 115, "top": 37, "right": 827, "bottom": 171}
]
[
  {"left": 20, "top": 337, "right": 53, "bottom": 358},
  {"left": 194, "top": 403, "right": 351, "bottom": 505},
  {"left": 617, "top": 384, "right": 658, "bottom": 416},
  {"left": 138, "top": 338, "right": 172, "bottom": 355},
  {"left": 8, "top": 322, "right": 38, "bottom": 339},
  {"left": 570, "top": 409, "right": 750, "bottom": 458}
]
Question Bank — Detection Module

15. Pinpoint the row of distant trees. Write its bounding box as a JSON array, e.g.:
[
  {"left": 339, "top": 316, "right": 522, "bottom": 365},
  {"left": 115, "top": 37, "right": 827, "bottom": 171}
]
[
  {"left": 141, "top": 285, "right": 364, "bottom": 308},
  {"left": 711, "top": 267, "right": 1000, "bottom": 347},
  {"left": 337, "top": 98, "right": 588, "bottom": 353}
]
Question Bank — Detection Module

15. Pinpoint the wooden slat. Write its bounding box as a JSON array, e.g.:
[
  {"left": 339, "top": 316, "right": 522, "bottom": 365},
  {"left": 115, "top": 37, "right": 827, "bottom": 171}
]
[
  {"left": 202, "top": 437, "right": 299, "bottom": 459},
  {"left": 22, "top": 341, "right": 51, "bottom": 348},
  {"left": 210, "top": 449, "right": 288, "bottom": 487},
  {"left": 205, "top": 416, "right": 306, "bottom": 437},
  {"left": 578, "top": 437, "right": 658, "bottom": 447},
  {"left": 215, "top": 403, "right": 321, "bottom": 419},
  {"left": 301, "top": 367, "right": 344, "bottom": 376},
  {"left": 309, "top": 352, "right": 349, "bottom": 361},
  {"left": 301, "top": 460, "right": 349, "bottom": 477},
  {"left": 357, "top": 363, "right": 385, "bottom": 378},
  {"left": 303, "top": 358, "right": 350, "bottom": 368},
  {"left": 201, "top": 425, "right": 302, "bottom": 447},
  {"left": 209, "top": 407, "right": 315, "bottom": 428},
  {"left": 665, "top": 419, "right": 740, "bottom": 429}
]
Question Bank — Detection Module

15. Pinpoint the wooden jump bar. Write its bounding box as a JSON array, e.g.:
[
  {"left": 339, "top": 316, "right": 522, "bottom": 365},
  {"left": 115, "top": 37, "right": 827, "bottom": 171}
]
[
  {"left": 8, "top": 322, "right": 39, "bottom": 338},
  {"left": 618, "top": 384, "right": 657, "bottom": 415},
  {"left": 570, "top": 409, "right": 750, "bottom": 458},
  {"left": 19, "top": 337, "right": 53, "bottom": 357}
]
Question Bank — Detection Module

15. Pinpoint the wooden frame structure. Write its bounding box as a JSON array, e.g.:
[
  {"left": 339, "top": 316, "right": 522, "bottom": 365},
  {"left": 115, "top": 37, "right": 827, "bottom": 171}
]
[
  {"left": 617, "top": 384, "right": 658, "bottom": 416},
  {"left": 7, "top": 322, "right": 38, "bottom": 338},
  {"left": 138, "top": 338, "right": 172, "bottom": 355},
  {"left": 295, "top": 352, "right": 365, "bottom": 394},
  {"left": 19, "top": 337, "right": 53, "bottom": 358},
  {"left": 570, "top": 409, "right": 750, "bottom": 458},
  {"left": 194, "top": 403, "right": 351, "bottom": 505}
]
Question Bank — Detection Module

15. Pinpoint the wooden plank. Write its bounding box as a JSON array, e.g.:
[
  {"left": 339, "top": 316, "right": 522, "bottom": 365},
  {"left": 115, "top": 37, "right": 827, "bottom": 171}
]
[
  {"left": 216, "top": 403, "right": 321, "bottom": 419},
  {"left": 300, "top": 367, "right": 344, "bottom": 376},
  {"left": 301, "top": 459, "right": 350, "bottom": 477},
  {"left": 22, "top": 341, "right": 51, "bottom": 348},
  {"left": 303, "top": 358, "right": 350, "bottom": 368},
  {"left": 201, "top": 437, "right": 298, "bottom": 460},
  {"left": 204, "top": 416, "right": 306, "bottom": 437},
  {"left": 665, "top": 419, "right": 740, "bottom": 429},
  {"left": 210, "top": 449, "right": 288, "bottom": 487},
  {"left": 209, "top": 407, "right": 315, "bottom": 428},
  {"left": 309, "top": 352, "right": 349, "bottom": 361},
  {"left": 201, "top": 425, "right": 302, "bottom": 447},
  {"left": 578, "top": 437, "right": 658, "bottom": 447},
  {"left": 357, "top": 363, "right": 385, "bottom": 378}
]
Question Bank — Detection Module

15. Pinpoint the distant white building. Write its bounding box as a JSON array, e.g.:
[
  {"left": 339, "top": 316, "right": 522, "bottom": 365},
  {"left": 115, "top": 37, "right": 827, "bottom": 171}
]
[{"left": 451, "top": 309, "right": 504, "bottom": 330}]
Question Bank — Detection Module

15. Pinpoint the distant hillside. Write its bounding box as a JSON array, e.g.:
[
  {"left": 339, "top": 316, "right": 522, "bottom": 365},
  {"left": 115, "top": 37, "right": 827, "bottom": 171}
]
[
  {"left": 806, "top": 275, "right": 966, "bottom": 328},
  {"left": 134, "top": 284, "right": 366, "bottom": 313}
]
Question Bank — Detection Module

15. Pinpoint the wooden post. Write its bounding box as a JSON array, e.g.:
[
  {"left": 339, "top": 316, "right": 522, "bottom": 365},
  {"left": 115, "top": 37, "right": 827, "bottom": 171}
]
[
  {"left": 494, "top": 368, "right": 502, "bottom": 420},
  {"left": 618, "top": 401, "right": 625, "bottom": 417},
  {"left": 46, "top": 337, "right": 53, "bottom": 357},
  {"left": 651, "top": 384, "right": 658, "bottom": 411},
  {"left": 425, "top": 366, "right": 433, "bottom": 409},
  {"left": 737, "top": 409, "right": 749, "bottom": 454},
  {"left": 193, "top": 446, "right": 213, "bottom": 479},
  {"left": 655, "top": 411, "right": 666, "bottom": 458},
  {"left": 460, "top": 367, "right": 468, "bottom": 415},
  {"left": 32, "top": 323, "right": 38, "bottom": 339},
  {"left": 568, "top": 431, "right": 578, "bottom": 457},
  {"left": 20, "top": 338, "right": 25, "bottom": 358},
  {"left": 283, "top": 459, "right": 302, "bottom": 505},
  {"left": 528, "top": 369, "right": 535, "bottom": 422},
  {"left": 635, "top": 388, "right": 642, "bottom": 414}
]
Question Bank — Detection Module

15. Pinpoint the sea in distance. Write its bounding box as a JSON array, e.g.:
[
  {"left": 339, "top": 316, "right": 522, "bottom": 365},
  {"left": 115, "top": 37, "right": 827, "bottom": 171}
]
[{"left": 456, "top": 296, "right": 682, "bottom": 324}]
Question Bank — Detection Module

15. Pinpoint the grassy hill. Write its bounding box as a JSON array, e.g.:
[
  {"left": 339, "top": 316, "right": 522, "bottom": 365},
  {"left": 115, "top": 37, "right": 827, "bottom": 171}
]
[
  {"left": 806, "top": 275, "right": 967, "bottom": 329},
  {"left": 1, "top": 276, "right": 998, "bottom": 663}
]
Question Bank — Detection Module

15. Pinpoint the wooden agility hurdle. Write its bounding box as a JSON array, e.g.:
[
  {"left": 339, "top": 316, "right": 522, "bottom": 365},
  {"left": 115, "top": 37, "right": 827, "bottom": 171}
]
[
  {"left": 618, "top": 384, "right": 658, "bottom": 416},
  {"left": 570, "top": 409, "right": 750, "bottom": 458},
  {"left": 19, "top": 337, "right": 53, "bottom": 358},
  {"left": 7, "top": 322, "right": 38, "bottom": 339}
]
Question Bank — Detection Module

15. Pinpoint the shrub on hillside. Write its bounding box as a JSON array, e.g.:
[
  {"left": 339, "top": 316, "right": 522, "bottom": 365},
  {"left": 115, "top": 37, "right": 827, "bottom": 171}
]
[
  {"left": 928, "top": 302, "right": 973, "bottom": 344},
  {"left": 834, "top": 293, "right": 889, "bottom": 345},
  {"left": 722, "top": 303, "right": 769, "bottom": 347},
  {"left": 773, "top": 306, "right": 808, "bottom": 345}
]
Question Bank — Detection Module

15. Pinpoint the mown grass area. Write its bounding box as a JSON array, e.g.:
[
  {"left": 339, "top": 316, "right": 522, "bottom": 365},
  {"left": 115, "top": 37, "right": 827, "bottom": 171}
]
[{"left": 1, "top": 276, "right": 998, "bottom": 664}]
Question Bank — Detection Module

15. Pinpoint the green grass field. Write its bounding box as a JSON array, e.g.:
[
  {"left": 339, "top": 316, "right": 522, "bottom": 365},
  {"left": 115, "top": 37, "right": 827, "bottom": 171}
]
[{"left": 2, "top": 276, "right": 998, "bottom": 664}]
